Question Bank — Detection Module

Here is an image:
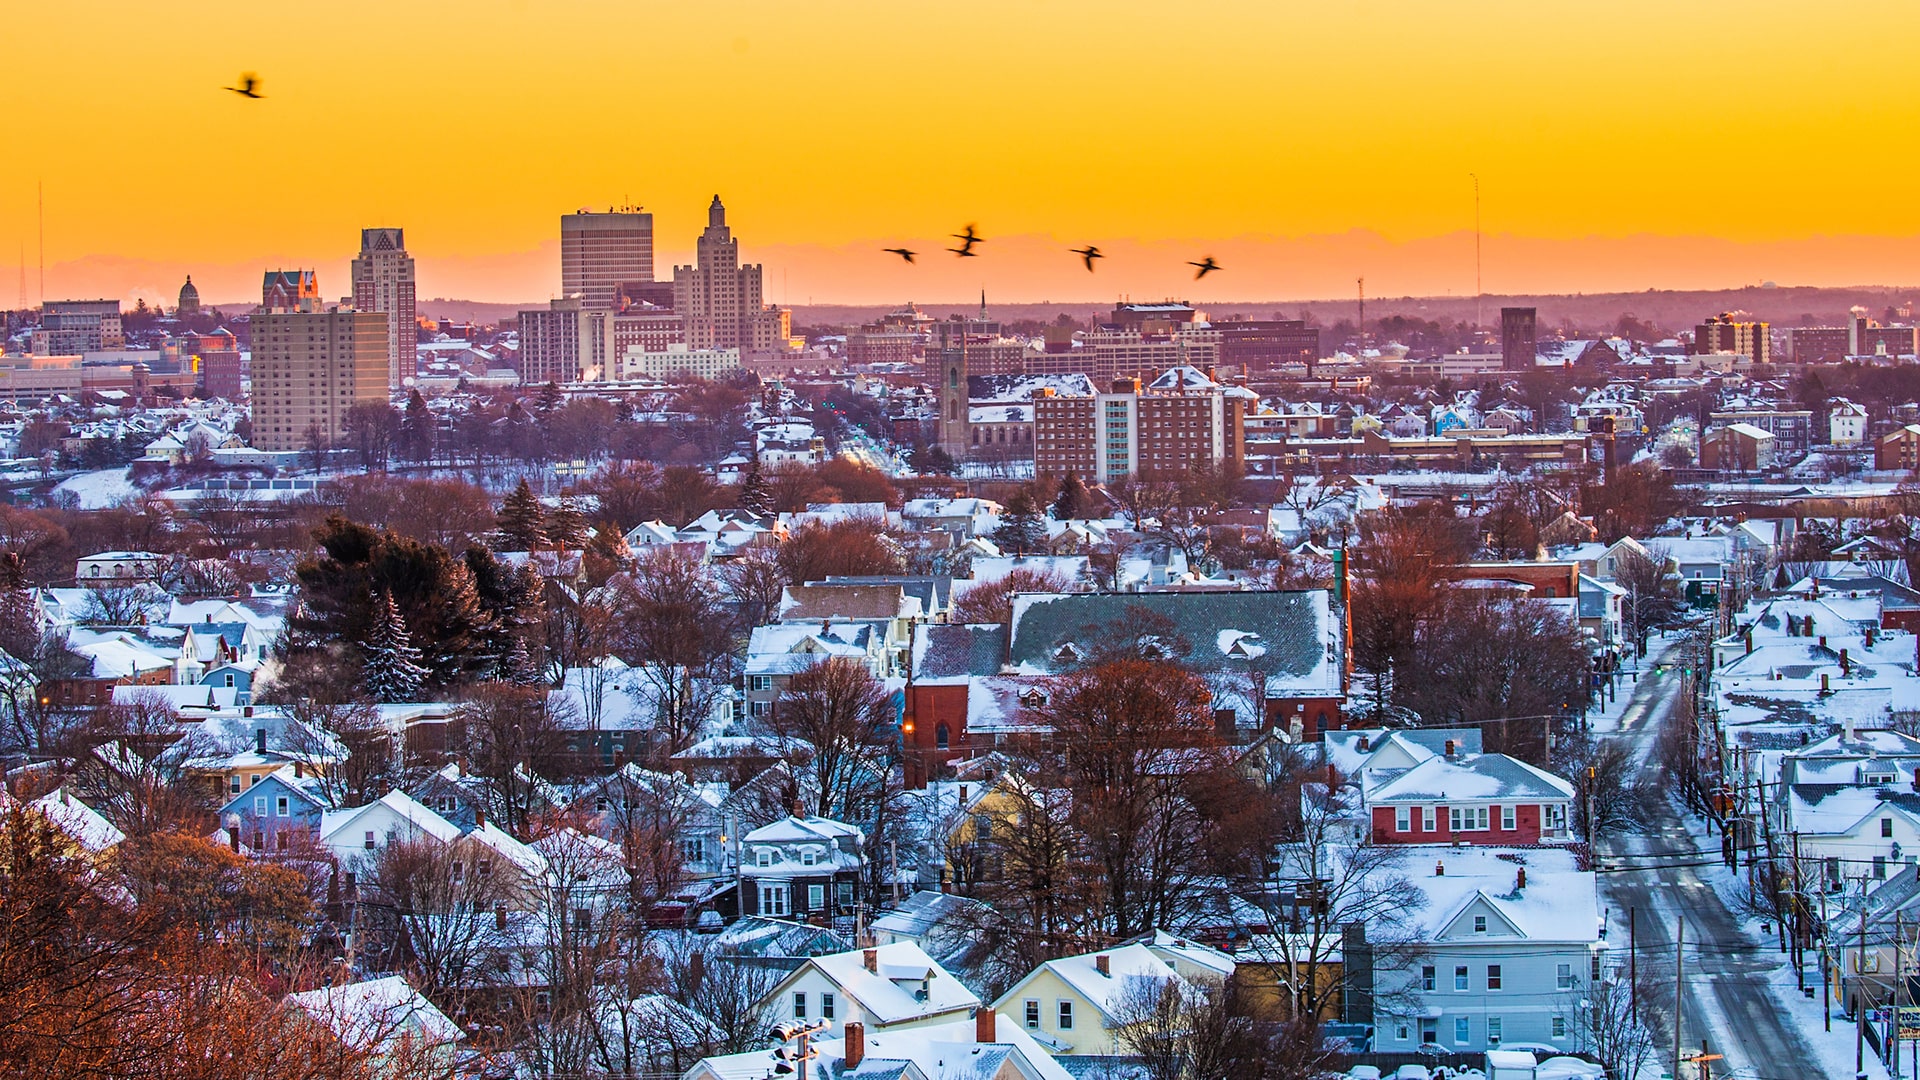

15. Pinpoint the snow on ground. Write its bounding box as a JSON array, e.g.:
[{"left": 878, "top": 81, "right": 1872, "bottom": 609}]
[
  {"left": 1589, "top": 635, "right": 1682, "bottom": 736},
  {"left": 52, "top": 467, "right": 137, "bottom": 509},
  {"left": 1663, "top": 808, "right": 1891, "bottom": 1080}
]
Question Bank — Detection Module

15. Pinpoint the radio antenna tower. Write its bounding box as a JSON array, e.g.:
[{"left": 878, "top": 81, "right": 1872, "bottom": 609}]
[
  {"left": 1471, "top": 172, "right": 1482, "bottom": 329},
  {"left": 1356, "top": 276, "right": 1366, "bottom": 348},
  {"left": 36, "top": 180, "right": 45, "bottom": 305}
]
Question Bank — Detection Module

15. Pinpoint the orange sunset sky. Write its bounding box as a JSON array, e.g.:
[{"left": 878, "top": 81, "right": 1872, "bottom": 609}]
[{"left": 6, "top": 0, "right": 1919, "bottom": 310}]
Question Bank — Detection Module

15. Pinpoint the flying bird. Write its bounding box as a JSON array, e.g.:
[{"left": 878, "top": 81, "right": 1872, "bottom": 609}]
[
  {"left": 950, "top": 224, "right": 983, "bottom": 255},
  {"left": 225, "top": 73, "right": 263, "bottom": 99},
  {"left": 883, "top": 248, "right": 916, "bottom": 264},
  {"left": 947, "top": 246, "right": 980, "bottom": 258},
  {"left": 1189, "top": 256, "right": 1221, "bottom": 280},
  {"left": 1071, "top": 245, "right": 1103, "bottom": 272}
]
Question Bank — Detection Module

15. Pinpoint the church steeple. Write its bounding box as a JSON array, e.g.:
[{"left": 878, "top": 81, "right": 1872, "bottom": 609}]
[{"left": 979, "top": 289, "right": 987, "bottom": 320}]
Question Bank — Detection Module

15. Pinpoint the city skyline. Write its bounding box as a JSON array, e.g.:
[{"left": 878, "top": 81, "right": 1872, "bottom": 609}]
[{"left": 9, "top": 0, "right": 1920, "bottom": 307}]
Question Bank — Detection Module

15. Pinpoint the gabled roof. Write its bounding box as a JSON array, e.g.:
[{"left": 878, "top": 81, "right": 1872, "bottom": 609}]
[
  {"left": 30, "top": 788, "right": 124, "bottom": 854},
  {"left": 319, "top": 790, "right": 462, "bottom": 848},
  {"left": 1363, "top": 751, "right": 1575, "bottom": 805},
  {"left": 991, "top": 943, "right": 1179, "bottom": 1024},
  {"left": 285, "top": 975, "right": 463, "bottom": 1053},
  {"left": 782, "top": 942, "right": 980, "bottom": 1026}
]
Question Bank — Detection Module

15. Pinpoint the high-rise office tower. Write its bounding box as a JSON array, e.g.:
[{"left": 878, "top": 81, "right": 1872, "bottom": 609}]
[
  {"left": 251, "top": 279, "right": 388, "bottom": 452},
  {"left": 1501, "top": 307, "right": 1537, "bottom": 371},
  {"left": 672, "top": 196, "right": 790, "bottom": 356},
  {"left": 350, "top": 228, "right": 418, "bottom": 387},
  {"left": 561, "top": 208, "right": 654, "bottom": 311}
]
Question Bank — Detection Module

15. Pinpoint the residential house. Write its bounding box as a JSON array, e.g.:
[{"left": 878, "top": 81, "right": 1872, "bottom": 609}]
[
  {"left": 757, "top": 942, "right": 981, "bottom": 1039},
  {"left": 1699, "top": 422, "right": 1774, "bottom": 473},
  {"left": 1334, "top": 733, "right": 1576, "bottom": 846},
  {"left": 989, "top": 942, "right": 1189, "bottom": 1055},
  {"left": 284, "top": 976, "right": 463, "bottom": 1079},
  {"left": 738, "top": 815, "right": 867, "bottom": 921},
  {"left": 76, "top": 550, "right": 165, "bottom": 587},
  {"left": 744, "top": 621, "right": 889, "bottom": 719},
  {"left": 1370, "top": 846, "right": 1603, "bottom": 1053},
  {"left": 218, "top": 763, "right": 330, "bottom": 852},
  {"left": 683, "top": 1009, "right": 1071, "bottom": 1080}
]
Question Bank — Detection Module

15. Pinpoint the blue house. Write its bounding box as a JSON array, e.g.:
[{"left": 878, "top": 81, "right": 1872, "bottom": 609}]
[
  {"left": 198, "top": 661, "right": 259, "bottom": 705},
  {"left": 217, "top": 764, "right": 328, "bottom": 852}
]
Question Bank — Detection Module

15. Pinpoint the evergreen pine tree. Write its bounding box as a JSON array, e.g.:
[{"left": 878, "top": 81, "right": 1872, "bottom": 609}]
[
  {"left": 546, "top": 497, "right": 588, "bottom": 550},
  {"left": 1054, "top": 473, "right": 1090, "bottom": 520},
  {"left": 496, "top": 479, "right": 547, "bottom": 551},
  {"left": 535, "top": 380, "right": 565, "bottom": 418},
  {"left": 362, "top": 591, "right": 427, "bottom": 703},
  {"left": 401, "top": 389, "right": 434, "bottom": 463},
  {"left": 992, "top": 488, "right": 1048, "bottom": 555},
  {"left": 740, "top": 460, "right": 773, "bottom": 517},
  {"left": 499, "top": 633, "right": 543, "bottom": 686}
]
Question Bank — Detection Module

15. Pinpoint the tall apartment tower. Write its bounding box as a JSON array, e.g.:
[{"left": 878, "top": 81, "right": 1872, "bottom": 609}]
[
  {"left": 1501, "top": 307, "right": 1537, "bottom": 371},
  {"left": 561, "top": 208, "right": 654, "bottom": 311},
  {"left": 350, "top": 228, "right": 418, "bottom": 387},
  {"left": 517, "top": 297, "right": 607, "bottom": 384},
  {"left": 672, "top": 196, "right": 790, "bottom": 355},
  {"left": 251, "top": 279, "right": 389, "bottom": 452}
]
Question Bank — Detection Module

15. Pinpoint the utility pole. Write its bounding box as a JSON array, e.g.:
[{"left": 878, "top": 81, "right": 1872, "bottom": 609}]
[
  {"left": 1897, "top": 910, "right": 1906, "bottom": 1074},
  {"left": 1673, "top": 917, "right": 1685, "bottom": 1080},
  {"left": 1862, "top": 891, "right": 1870, "bottom": 1079},
  {"left": 1630, "top": 906, "right": 1638, "bottom": 1030}
]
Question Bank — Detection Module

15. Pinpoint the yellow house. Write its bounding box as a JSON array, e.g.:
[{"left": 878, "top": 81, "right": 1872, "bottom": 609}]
[{"left": 990, "top": 943, "right": 1194, "bottom": 1055}]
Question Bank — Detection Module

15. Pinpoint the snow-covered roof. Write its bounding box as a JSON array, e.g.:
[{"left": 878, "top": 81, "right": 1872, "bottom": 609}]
[
  {"left": 786, "top": 942, "right": 979, "bottom": 1026},
  {"left": 30, "top": 788, "right": 124, "bottom": 854},
  {"left": 284, "top": 975, "right": 463, "bottom": 1053}
]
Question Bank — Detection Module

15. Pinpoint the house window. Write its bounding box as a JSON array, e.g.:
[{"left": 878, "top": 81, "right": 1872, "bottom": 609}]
[
  {"left": 1454, "top": 966, "right": 1468, "bottom": 991},
  {"left": 822, "top": 993, "right": 834, "bottom": 1020},
  {"left": 793, "top": 993, "right": 807, "bottom": 1019},
  {"left": 750, "top": 675, "right": 773, "bottom": 693},
  {"left": 1025, "top": 1000, "right": 1041, "bottom": 1029},
  {"left": 250, "top": 774, "right": 262, "bottom": 788},
  {"left": 808, "top": 884, "right": 826, "bottom": 910},
  {"left": 1556, "top": 963, "right": 1574, "bottom": 990},
  {"left": 1395, "top": 1023, "right": 1410, "bottom": 1042},
  {"left": 1885, "top": 818, "right": 1896, "bottom": 838},
  {"left": 756, "top": 848, "right": 773, "bottom": 868},
  {"left": 477, "top": 859, "right": 490, "bottom": 877},
  {"left": 1591, "top": 954, "right": 1603, "bottom": 980},
  {"left": 682, "top": 838, "right": 705, "bottom": 863},
  {"left": 254, "top": 796, "right": 267, "bottom": 817},
  {"left": 224, "top": 673, "right": 235, "bottom": 688},
  {"left": 1876, "top": 856, "right": 1888, "bottom": 879},
  {"left": 1423, "top": 807, "right": 1436, "bottom": 831},
  {"left": 1450, "top": 807, "right": 1489, "bottom": 831},
  {"left": 1421, "top": 965, "right": 1436, "bottom": 991},
  {"left": 364, "top": 830, "right": 376, "bottom": 850},
  {"left": 1058, "top": 1001, "right": 1074, "bottom": 1030},
  {"left": 1395, "top": 807, "right": 1410, "bottom": 831},
  {"left": 802, "top": 850, "right": 817, "bottom": 867},
  {"left": 751, "top": 701, "right": 769, "bottom": 718},
  {"left": 1487, "top": 965, "right": 1501, "bottom": 990},
  {"left": 1474, "top": 915, "right": 1487, "bottom": 934},
  {"left": 1501, "top": 805, "right": 1516, "bottom": 830},
  {"left": 276, "top": 796, "right": 289, "bottom": 817},
  {"left": 1419, "top": 1018, "right": 1437, "bottom": 1044},
  {"left": 1550, "top": 1016, "right": 1566, "bottom": 1039},
  {"left": 761, "top": 884, "right": 789, "bottom": 916},
  {"left": 573, "top": 908, "right": 590, "bottom": 931},
  {"left": 230, "top": 777, "right": 242, "bottom": 795},
  {"left": 1544, "top": 804, "right": 1566, "bottom": 829},
  {"left": 1455, "top": 1017, "right": 1470, "bottom": 1045},
  {"left": 1487, "top": 1017, "right": 1502, "bottom": 1044}
]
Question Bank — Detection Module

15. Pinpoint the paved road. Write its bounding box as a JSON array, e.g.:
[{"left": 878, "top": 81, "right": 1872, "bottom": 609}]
[{"left": 1597, "top": 666, "right": 1823, "bottom": 1080}]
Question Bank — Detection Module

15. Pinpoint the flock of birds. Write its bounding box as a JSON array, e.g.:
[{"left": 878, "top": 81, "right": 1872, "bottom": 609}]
[
  {"left": 887, "top": 226, "right": 1220, "bottom": 278},
  {"left": 224, "top": 72, "right": 1220, "bottom": 280}
]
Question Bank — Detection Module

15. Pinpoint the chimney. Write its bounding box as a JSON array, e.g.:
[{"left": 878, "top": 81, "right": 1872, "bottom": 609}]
[
  {"left": 1842, "top": 648, "right": 1851, "bottom": 676},
  {"left": 228, "top": 827, "right": 240, "bottom": 853},
  {"left": 1325, "top": 763, "right": 1337, "bottom": 790},
  {"left": 846, "top": 1023, "right": 866, "bottom": 1067},
  {"left": 1435, "top": 861, "right": 1445, "bottom": 877},
  {"left": 975, "top": 1007, "right": 996, "bottom": 1043},
  {"left": 474, "top": 806, "right": 485, "bottom": 829},
  {"left": 294, "top": 761, "right": 304, "bottom": 779},
  {"left": 256, "top": 728, "right": 267, "bottom": 754},
  {"left": 243, "top": 705, "right": 253, "bottom": 717},
  {"left": 1869, "top": 627, "right": 1879, "bottom": 649},
  {"left": 1819, "top": 636, "right": 1827, "bottom": 650},
  {"left": 1095, "top": 954, "right": 1110, "bottom": 977},
  {"left": 1444, "top": 739, "right": 1457, "bottom": 758},
  {"left": 1358, "top": 735, "right": 1370, "bottom": 751},
  {"left": 1744, "top": 629, "right": 1753, "bottom": 654},
  {"left": 1821, "top": 673, "right": 1831, "bottom": 694},
  {"left": 1516, "top": 868, "right": 1526, "bottom": 890},
  {"left": 864, "top": 948, "right": 878, "bottom": 973}
]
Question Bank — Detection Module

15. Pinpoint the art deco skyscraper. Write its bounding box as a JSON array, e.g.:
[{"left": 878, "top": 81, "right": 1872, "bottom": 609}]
[
  {"left": 561, "top": 208, "right": 654, "bottom": 311},
  {"left": 350, "top": 228, "right": 417, "bottom": 387},
  {"left": 672, "top": 196, "right": 789, "bottom": 356}
]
